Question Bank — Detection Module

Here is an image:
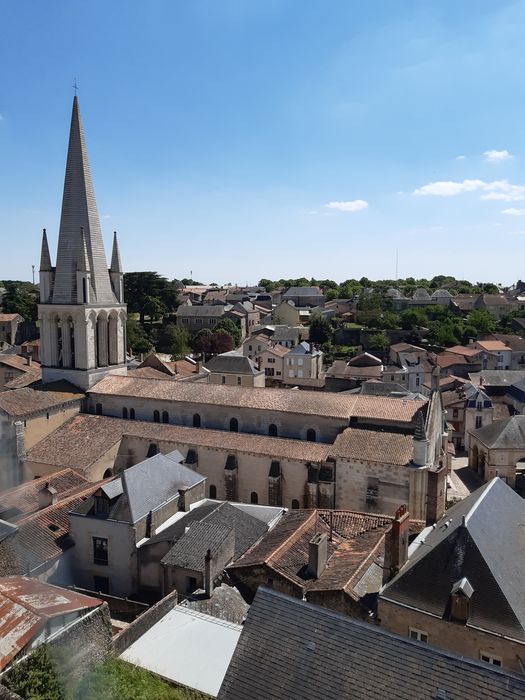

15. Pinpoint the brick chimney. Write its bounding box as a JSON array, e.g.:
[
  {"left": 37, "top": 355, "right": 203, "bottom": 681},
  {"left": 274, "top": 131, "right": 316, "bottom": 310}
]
[
  {"left": 38, "top": 483, "right": 57, "bottom": 510},
  {"left": 383, "top": 504, "right": 410, "bottom": 583},
  {"left": 308, "top": 532, "right": 328, "bottom": 579},
  {"left": 25, "top": 356, "right": 32, "bottom": 367}
]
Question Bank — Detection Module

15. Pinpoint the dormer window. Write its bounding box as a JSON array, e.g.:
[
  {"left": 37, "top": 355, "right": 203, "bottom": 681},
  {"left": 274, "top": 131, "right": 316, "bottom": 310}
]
[
  {"left": 94, "top": 495, "right": 109, "bottom": 516},
  {"left": 448, "top": 577, "right": 474, "bottom": 624}
]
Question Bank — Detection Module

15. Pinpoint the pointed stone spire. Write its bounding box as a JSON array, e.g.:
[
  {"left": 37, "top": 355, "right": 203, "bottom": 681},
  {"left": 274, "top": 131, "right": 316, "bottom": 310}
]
[
  {"left": 414, "top": 410, "right": 427, "bottom": 441},
  {"left": 110, "top": 231, "right": 123, "bottom": 273},
  {"left": 77, "top": 227, "right": 91, "bottom": 271},
  {"left": 52, "top": 96, "right": 115, "bottom": 304},
  {"left": 39, "top": 228, "right": 52, "bottom": 271}
]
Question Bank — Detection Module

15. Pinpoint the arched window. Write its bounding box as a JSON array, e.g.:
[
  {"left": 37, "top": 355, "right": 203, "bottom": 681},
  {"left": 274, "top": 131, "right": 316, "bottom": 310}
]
[
  {"left": 162, "top": 411, "right": 169, "bottom": 424},
  {"left": 306, "top": 428, "right": 316, "bottom": 442},
  {"left": 250, "top": 492, "right": 258, "bottom": 504},
  {"left": 146, "top": 443, "right": 158, "bottom": 458},
  {"left": 193, "top": 413, "right": 201, "bottom": 428},
  {"left": 129, "top": 408, "right": 135, "bottom": 420},
  {"left": 95, "top": 403, "right": 102, "bottom": 415},
  {"left": 209, "top": 485, "right": 217, "bottom": 499},
  {"left": 291, "top": 499, "right": 300, "bottom": 509},
  {"left": 122, "top": 407, "right": 128, "bottom": 419},
  {"left": 230, "top": 417, "right": 239, "bottom": 432},
  {"left": 268, "top": 424, "right": 278, "bottom": 437},
  {"left": 153, "top": 410, "right": 160, "bottom": 423}
]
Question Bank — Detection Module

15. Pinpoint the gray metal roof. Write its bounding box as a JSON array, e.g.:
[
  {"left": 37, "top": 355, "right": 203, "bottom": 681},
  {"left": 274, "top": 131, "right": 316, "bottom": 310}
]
[
  {"left": 381, "top": 478, "right": 525, "bottom": 641},
  {"left": 52, "top": 97, "right": 116, "bottom": 305},
  {"left": 218, "top": 586, "right": 525, "bottom": 700},
  {"left": 204, "top": 353, "right": 263, "bottom": 376}
]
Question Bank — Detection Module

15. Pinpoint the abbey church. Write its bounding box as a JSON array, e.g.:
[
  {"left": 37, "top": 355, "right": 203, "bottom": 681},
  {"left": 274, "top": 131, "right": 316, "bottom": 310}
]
[{"left": 1, "top": 98, "right": 448, "bottom": 522}]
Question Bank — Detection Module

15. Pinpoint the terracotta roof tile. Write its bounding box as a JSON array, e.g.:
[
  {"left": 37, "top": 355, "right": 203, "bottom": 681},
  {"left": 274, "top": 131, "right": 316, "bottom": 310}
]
[
  {"left": 0, "top": 314, "right": 21, "bottom": 322},
  {"left": 332, "top": 428, "right": 414, "bottom": 465},
  {"left": 0, "top": 355, "right": 40, "bottom": 371},
  {"left": 0, "top": 384, "right": 83, "bottom": 418}
]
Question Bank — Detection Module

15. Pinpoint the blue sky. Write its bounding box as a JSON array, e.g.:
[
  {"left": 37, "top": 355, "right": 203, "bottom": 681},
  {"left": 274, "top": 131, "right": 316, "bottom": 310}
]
[{"left": 1, "top": 0, "right": 525, "bottom": 285}]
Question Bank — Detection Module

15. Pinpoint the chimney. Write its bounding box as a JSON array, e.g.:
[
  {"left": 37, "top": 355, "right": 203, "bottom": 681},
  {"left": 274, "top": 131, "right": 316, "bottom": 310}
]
[
  {"left": 196, "top": 361, "right": 201, "bottom": 374},
  {"left": 38, "top": 483, "right": 57, "bottom": 510},
  {"left": 308, "top": 532, "right": 328, "bottom": 579},
  {"left": 383, "top": 504, "right": 410, "bottom": 583},
  {"left": 204, "top": 548, "right": 213, "bottom": 597},
  {"left": 25, "top": 356, "right": 32, "bottom": 367}
]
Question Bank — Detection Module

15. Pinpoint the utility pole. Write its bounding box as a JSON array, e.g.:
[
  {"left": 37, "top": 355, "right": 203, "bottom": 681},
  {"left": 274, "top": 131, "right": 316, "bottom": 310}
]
[{"left": 32, "top": 265, "right": 35, "bottom": 286}]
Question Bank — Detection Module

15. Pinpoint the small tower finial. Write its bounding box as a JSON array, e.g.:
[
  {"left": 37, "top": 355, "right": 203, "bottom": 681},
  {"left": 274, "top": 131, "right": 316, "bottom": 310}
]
[
  {"left": 72, "top": 77, "right": 79, "bottom": 97},
  {"left": 414, "top": 410, "right": 427, "bottom": 441}
]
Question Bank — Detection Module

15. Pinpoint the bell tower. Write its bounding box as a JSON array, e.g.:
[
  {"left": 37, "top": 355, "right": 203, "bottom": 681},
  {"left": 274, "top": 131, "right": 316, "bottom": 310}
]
[{"left": 38, "top": 97, "right": 127, "bottom": 389}]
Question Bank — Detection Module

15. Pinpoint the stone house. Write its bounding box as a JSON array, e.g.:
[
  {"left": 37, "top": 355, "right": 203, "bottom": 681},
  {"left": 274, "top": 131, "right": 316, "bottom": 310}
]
[
  {"left": 272, "top": 301, "right": 310, "bottom": 326},
  {"left": 484, "top": 334, "right": 525, "bottom": 370},
  {"left": 256, "top": 344, "right": 288, "bottom": 382},
  {"left": 325, "top": 352, "right": 383, "bottom": 391},
  {"left": 175, "top": 303, "right": 228, "bottom": 333},
  {"left": 228, "top": 508, "right": 395, "bottom": 619},
  {"left": 282, "top": 342, "right": 324, "bottom": 387},
  {"left": 68, "top": 450, "right": 205, "bottom": 597},
  {"left": 468, "top": 415, "right": 525, "bottom": 487},
  {"left": 442, "top": 384, "right": 494, "bottom": 451},
  {"left": 472, "top": 339, "right": 512, "bottom": 370},
  {"left": 0, "top": 355, "right": 40, "bottom": 391},
  {"left": 204, "top": 351, "right": 265, "bottom": 387},
  {"left": 0, "top": 313, "right": 23, "bottom": 345},
  {"left": 378, "top": 478, "right": 525, "bottom": 673},
  {"left": 282, "top": 286, "right": 325, "bottom": 308},
  {"left": 20, "top": 338, "right": 41, "bottom": 363}
]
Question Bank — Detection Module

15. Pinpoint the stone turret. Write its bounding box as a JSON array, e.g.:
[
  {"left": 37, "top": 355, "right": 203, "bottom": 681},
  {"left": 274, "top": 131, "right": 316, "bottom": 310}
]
[
  {"left": 412, "top": 410, "right": 429, "bottom": 467},
  {"left": 39, "top": 229, "right": 53, "bottom": 303}
]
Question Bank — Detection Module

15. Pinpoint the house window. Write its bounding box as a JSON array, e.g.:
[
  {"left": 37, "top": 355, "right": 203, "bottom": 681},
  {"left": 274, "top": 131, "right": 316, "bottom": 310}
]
[
  {"left": 122, "top": 407, "right": 128, "bottom": 419},
  {"left": 416, "top": 377, "right": 420, "bottom": 387},
  {"left": 306, "top": 428, "right": 316, "bottom": 442},
  {"left": 209, "top": 484, "right": 217, "bottom": 499},
  {"left": 268, "top": 423, "right": 278, "bottom": 437},
  {"left": 476, "top": 401, "right": 482, "bottom": 411},
  {"left": 162, "top": 411, "right": 169, "bottom": 424},
  {"left": 249, "top": 345, "right": 252, "bottom": 351},
  {"left": 146, "top": 443, "right": 158, "bottom": 457},
  {"left": 153, "top": 410, "right": 160, "bottom": 423},
  {"left": 221, "top": 376, "right": 226, "bottom": 385},
  {"left": 94, "top": 495, "right": 109, "bottom": 516},
  {"left": 480, "top": 652, "right": 502, "bottom": 667},
  {"left": 475, "top": 416, "right": 482, "bottom": 429},
  {"left": 230, "top": 417, "right": 239, "bottom": 432},
  {"left": 250, "top": 491, "right": 258, "bottom": 504},
  {"left": 95, "top": 403, "right": 102, "bottom": 415},
  {"left": 186, "top": 576, "right": 197, "bottom": 593},
  {"left": 237, "top": 377, "right": 241, "bottom": 385},
  {"left": 409, "top": 628, "right": 428, "bottom": 643},
  {"left": 193, "top": 413, "right": 201, "bottom": 428},
  {"left": 93, "top": 576, "right": 109, "bottom": 594},
  {"left": 129, "top": 408, "right": 135, "bottom": 420},
  {"left": 93, "top": 537, "right": 108, "bottom": 566},
  {"left": 291, "top": 499, "right": 300, "bottom": 509},
  {"left": 452, "top": 408, "right": 458, "bottom": 418}
]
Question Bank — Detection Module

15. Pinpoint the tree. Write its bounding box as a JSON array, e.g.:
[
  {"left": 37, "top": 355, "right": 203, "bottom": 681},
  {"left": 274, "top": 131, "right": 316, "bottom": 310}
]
[
  {"left": 192, "top": 328, "right": 213, "bottom": 356},
  {"left": 1, "top": 280, "right": 38, "bottom": 321},
  {"left": 467, "top": 309, "right": 495, "bottom": 336},
  {"left": 211, "top": 329, "right": 234, "bottom": 354},
  {"left": 309, "top": 316, "right": 332, "bottom": 345},
  {"left": 400, "top": 308, "right": 427, "bottom": 331},
  {"left": 143, "top": 295, "right": 166, "bottom": 323},
  {"left": 367, "top": 332, "right": 390, "bottom": 353},
  {"left": 215, "top": 318, "right": 241, "bottom": 347},
  {"left": 4, "top": 645, "right": 64, "bottom": 700},
  {"left": 124, "top": 272, "right": 179, "bottom": 324},
  {"left": 127, "top": 318, "right": 153, "bottom": 355},
  {"left": 158, "top": 323, "right": 189, "bottom": 358}
]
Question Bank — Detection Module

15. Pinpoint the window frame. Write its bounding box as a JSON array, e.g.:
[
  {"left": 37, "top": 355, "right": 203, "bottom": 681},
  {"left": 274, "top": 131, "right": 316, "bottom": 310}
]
[{"left": 93, "top": 536, "right": 109, "bottom": 566}]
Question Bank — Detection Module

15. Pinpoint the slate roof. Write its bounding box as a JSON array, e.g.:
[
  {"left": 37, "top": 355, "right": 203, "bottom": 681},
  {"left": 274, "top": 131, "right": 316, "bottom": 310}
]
[
  {"left": 381, "top": 478, "right": 525, "bottom": 642},
  {"left": 218, "top": 587, "right": 525, "bottom": 700},
  {"left": 491, "top": 333, "right": 525, "bottom": 352},
  {"left": 162, "top": 521, "right": 233, "bottom": 570},
  {"left": 470, "top": 369, "right": 525, "bottom": 387},
  {"left": 175, "top": 305, "right": 228, "bottom": 317},
  {"left": 332, "top": 427, "right": 414, "bottom": 465},
  {"left": 470, "top": 414, "right": 525, "bottom": 449},
  {"left": 204, "top": 352, "right": 263, "bottom": 376},
  {"left": 283, "top": 286, "right": 323, "bottom": 297}
]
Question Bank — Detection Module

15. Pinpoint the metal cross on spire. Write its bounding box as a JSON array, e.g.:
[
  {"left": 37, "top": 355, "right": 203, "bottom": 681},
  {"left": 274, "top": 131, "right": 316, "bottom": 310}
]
[{"left": 72, "top": 78, "right": 79, "bottom": 96}]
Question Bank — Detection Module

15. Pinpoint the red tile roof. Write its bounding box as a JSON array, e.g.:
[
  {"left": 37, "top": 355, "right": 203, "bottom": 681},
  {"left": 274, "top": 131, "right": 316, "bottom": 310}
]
[
  {"left": 0, "top": 384, "right": 83, "bottom": 418},
  {"left": 332, "top": 428, "right": 414, "bottom": 465}
]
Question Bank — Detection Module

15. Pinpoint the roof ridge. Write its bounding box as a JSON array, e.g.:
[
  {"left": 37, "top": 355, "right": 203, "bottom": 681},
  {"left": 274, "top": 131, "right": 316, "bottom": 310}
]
[
  {"left": 265, "top": 511, "right": 320, "bottom": 565},
  {"left": 15, "top": 478, "right": 111, "bottom": 525}
]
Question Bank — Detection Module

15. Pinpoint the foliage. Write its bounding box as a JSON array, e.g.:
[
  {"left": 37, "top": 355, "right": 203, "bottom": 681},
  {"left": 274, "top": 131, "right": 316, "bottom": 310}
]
[
  {"left": 400, "top": 308, "right": 427, "bottom": 330},
  {"left": 124, "top": 272, "right": 179, "bottom": 324},
  {"left": 309, "top": 316, "right": 332, "bottom": 345},
  {"left": 367, "top": 331, "right": 390, "bottom": 352},
  {"left": 143, "top": 295, "right": 166, "bottom": 323},
  {"left": 355, "top": 293, "right": 383, "bottom": 327},
  {"left": 211, "top": 329, "right": 234, "bottom": 354},
  {"left": 466, "top": 309, "right": 496, "bottom": 335},
  {"left": 214, "top": 318, "right": 241, "bottom": 347},
  {"left": 180, "top": 278, "right": 203, "bottom": 286},
  {"left": 191, "top": 328, "right": 213, "bottom": 356},
  {"left": 74, "top": 658, "right": 207, "bottom": 700},
  {"left": 127, "top": 318, "right": 153, "bottom": 355},
  {"left": 3, "top": 645, "right": 64, "bottom": 700},
  {"left": 1, "top": 280, "right": 38, "bottom": 322},
  {"left": 158, "top": 323, "right": 190, "bottom": 358}
]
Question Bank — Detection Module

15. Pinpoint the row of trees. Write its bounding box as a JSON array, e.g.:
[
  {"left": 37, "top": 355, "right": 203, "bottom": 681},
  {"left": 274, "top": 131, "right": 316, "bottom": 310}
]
[{"left": 0, "top": 280, "right": 39, "bottom": 321}]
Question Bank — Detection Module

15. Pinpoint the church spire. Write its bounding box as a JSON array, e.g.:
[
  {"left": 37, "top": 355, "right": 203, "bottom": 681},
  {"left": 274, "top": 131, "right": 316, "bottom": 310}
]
[
  {"left": 51, "top": 96, "right": 116, "bottom": 304},
  {"left": 39, "top": 228, "right": 52, "bottom": 271},
  {"left": 110, "top": 231, "right": 123, "bottom": 273},
  {"left": 77, "top": 227, "right": 91, "bottom": 271}
]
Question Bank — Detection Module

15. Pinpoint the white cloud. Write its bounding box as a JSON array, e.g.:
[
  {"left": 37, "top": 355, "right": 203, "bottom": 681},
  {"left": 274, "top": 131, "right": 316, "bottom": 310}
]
[
  {"left": 483, "top": 149, "right": 513, "bottom": 162},
  {"left": 456, "top": 155, "right": 466, "bottom": 160},
  {"left": 325, "top": 199, "right": 368, "bottom": 212},
  {"left": 413, "top": 179, "right": 525, "bottom": 202},
  {"left": 502, "top": 207, "right": 525, "bottom": 216}
]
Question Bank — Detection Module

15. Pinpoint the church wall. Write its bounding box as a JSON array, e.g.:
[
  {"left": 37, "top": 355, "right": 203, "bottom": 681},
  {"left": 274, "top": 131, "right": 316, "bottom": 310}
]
[
  {"left": 87, "top": 393, "right": 345, "bottom": 443},
  {"left": 24, "top": 403, "right": 81, "bottom": 451},
  {"left": 335, "top": 458, "right": 410, "bottom": 516}
]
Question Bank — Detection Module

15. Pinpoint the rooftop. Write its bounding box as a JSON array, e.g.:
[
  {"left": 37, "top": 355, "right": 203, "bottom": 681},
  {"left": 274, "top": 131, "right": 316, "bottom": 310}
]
[
  {"left": 0, "top": 382, "right": 83, "bottom": 418},
  {"left": 332, "top": 427, "right": 414, "bottom": 465},
  {"left": 204, "top": 352, "right": 263, "bottom": 376},
  {"left": 218, "top": 587, "right": 525, "bottom": 700},
  {"left": 471, "top": 414, "right": 525, "bottom": 449}
]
